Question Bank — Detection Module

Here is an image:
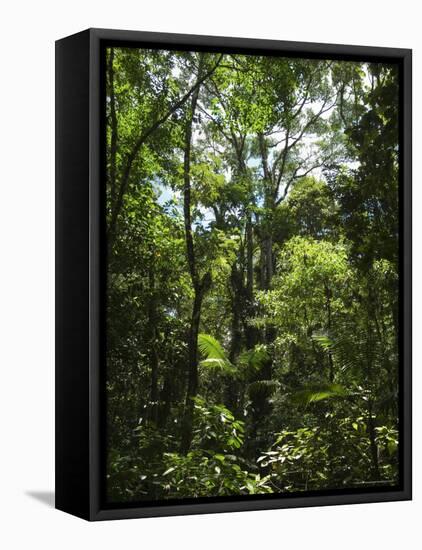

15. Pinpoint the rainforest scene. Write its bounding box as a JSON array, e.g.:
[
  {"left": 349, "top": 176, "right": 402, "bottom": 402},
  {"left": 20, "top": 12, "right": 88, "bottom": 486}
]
[{"left": 105, "top": 46, "right": 400, "bottom": 502}]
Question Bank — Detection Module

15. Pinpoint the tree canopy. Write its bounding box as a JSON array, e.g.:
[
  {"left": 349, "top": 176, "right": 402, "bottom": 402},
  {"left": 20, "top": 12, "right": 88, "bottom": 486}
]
[{"left": 105, "top": 47, "right": 399, "bottom": 502}]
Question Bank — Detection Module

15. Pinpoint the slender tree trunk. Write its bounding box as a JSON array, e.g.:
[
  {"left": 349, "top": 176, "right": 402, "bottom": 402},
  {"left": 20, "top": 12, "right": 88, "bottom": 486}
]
[
  {"left": 246, "top": 134, "right": 276, "bottom": 442},
  {"left": 262, "top": 234, "right": 274, "bottom": 291},
  {"left": 229, "top": 266, "right": 243, "bottom": 364},
  {"left": 364, "top": 300, "right": 380, "bottom": 480},
  {"left": 258, "top": 134, "right": 275, "bottom": 292},
  {"left": 246, "top": 214, "right": 253, "bottom": 299},
  {"left": 157, "top": 371, "right": 172, "bottom": 429},
  {"left": 324, "top": 283, "right": 334, "bottom": 382},
  {"left": 146, "top": 261, "right": 159, "bottom": 424},
  {"left": 367, "top": 399, "right": 380, "bottom": 480},
  {"left": 180, "top": 54, "right": 212, "bottom": 453},
  {"left": 181, "top": 272, "right": 211, "bottom": 451},
  {"left": 245, "top": 213, "right": 257, "bottom": 348},
  {"left": 224, "top": 264, "right": 243, "bottom": 411}
]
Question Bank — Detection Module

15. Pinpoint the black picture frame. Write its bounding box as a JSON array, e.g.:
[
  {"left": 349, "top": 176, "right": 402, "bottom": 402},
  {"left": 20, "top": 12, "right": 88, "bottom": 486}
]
[{"left": 55, "top": 28, "right": 412, "bottom": 521}]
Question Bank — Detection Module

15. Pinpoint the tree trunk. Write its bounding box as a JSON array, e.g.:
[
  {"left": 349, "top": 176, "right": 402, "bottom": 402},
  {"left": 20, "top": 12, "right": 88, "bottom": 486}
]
[
  {"left": 181, "top": 279, "right": 210, "bottom": 452},
  {"left": 262, "top": 233, "right": 274, "bottom": 291},
  {"left": 224, "top": 264, "right": 244, "bottom": 411},
  {"left": 245, "top": 213, "right": 258, "bottom": 348},
  {"left": 229, "top": 266, "right": 243, "bottom": 364},
  {"left": 367, "top": 399, "right": 380, "bottom": 480},
  {"left": 258, "top": 134, "right": 275, "bottom": 292},
  {"left": 324, "top": 283, "right": 334, "bottom": 382},
  {"left": 146, "top": 261, "right": 159, "bottom": 424},
  {"left": 157, "top": 372, "right": 172, "bottom": 429},
  {"left": 180, "top": 54, "right": 211, "bottom": 453}
]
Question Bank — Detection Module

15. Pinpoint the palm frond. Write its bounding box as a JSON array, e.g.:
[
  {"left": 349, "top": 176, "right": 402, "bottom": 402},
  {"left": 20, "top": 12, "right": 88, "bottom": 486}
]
[
  {"left": 198, "top": 333, "right": 227, "bottom": 360},
  {"left": 312, "top": 333, "right": 334, "bottom": 351},
  {"left": 238, "top": 345, "right": 270, "bottom": 373},
  {"left": 198, "top": 334, "right": 236, "bottom": 374},
  {"left": 248, "top": 379, "right": 280, "bottom": 398},
  {"left": 291, "top": 383, "right": 348, "bottom": 406},
  {"left": 312, "top": 329, "right": 383, "bottom": 375}
]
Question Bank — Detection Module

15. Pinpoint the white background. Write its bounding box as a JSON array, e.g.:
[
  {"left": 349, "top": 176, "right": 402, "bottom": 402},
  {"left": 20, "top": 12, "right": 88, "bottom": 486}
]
[{"left": 0, "top": 1, "right": 419, "bottom": 548}]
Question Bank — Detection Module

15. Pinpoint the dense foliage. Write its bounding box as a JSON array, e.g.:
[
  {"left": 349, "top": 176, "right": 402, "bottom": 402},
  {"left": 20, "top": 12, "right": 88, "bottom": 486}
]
[{"left": 105, "top": 47, "right": 399, "bottom": 502}]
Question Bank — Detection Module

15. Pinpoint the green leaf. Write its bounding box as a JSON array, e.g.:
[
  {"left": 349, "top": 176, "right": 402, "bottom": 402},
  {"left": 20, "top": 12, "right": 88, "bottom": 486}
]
[
  {"left": 291, "top": 383, "right": 348, "bottom": 406},
  {"left": 387, "top": 440, "right": 398, "bottom": 455},
  {"left": 198, "top": 334, "right": 236, "bottom": 374},
  {"left": 198, "top": 333, "right": 227, "bottom": 360},
  {"left": 238, "top": 346, "right": 270, "bottom": 373}
]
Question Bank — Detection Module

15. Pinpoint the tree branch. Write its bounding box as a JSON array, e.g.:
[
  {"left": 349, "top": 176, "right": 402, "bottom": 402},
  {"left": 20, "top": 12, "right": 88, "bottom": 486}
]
[{"left": 108, "top": 53, "right": 224, "bottom": 242}]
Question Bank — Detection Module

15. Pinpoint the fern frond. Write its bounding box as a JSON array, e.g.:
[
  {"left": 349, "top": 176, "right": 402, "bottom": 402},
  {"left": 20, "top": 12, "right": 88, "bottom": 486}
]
[
  {"left": 248, "top": 379, "right": 280, "bottom": 398},
  {"left": 312, "top": 329, "right": 383, "bottom": 375},
  {"left": 238, "top": 345, "right": 270, "bottom": 373},
  {"left": 291, "top": 383, "right": 348, "bottom": 406},
  {"left": 198, "top": 334, "right": 227, "bottom": 360},
  {"left": 198, "top": 334, "right": 235, "bottom": 374}
]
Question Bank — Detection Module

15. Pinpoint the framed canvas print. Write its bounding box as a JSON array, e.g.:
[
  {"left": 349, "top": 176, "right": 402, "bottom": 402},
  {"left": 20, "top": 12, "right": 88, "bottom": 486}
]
[{"left": 55, "top": 28, "right": 412, "bottom": 521}]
